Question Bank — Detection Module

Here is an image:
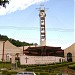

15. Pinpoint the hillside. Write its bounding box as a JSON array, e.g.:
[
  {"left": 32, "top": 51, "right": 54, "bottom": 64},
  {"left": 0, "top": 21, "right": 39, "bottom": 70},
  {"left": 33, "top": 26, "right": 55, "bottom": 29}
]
[{"left": 0, "top": 34, "right": 37, "bottom": 47}]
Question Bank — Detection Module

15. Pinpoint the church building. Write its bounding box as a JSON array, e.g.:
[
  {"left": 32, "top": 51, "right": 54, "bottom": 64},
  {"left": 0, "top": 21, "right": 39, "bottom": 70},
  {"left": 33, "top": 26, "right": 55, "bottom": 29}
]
[
  {"left": 64, "top": 43, "right": 75, "bottom": 62},
  {"left": 0, "top": 40, "right": 22, "bottom": 62},
  {"left": 20, "top": 5, "right": 65, "bottom": 65}
]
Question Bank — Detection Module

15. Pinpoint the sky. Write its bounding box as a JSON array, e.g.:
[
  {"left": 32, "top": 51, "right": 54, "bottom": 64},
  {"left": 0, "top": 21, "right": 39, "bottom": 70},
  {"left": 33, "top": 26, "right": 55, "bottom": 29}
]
[{"left": 0, "top": 0, "right": 74, "bottom": 49}]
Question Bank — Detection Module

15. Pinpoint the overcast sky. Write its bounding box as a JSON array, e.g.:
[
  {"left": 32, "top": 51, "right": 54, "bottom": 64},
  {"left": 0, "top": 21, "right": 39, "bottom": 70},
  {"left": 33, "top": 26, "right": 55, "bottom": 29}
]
[{"left": 0, "top": 0, "right": 74, "bottom": 49}]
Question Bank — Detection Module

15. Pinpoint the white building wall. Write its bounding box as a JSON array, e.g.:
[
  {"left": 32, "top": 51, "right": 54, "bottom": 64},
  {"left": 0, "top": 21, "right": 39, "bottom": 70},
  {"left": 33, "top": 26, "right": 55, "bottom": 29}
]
[{"left": 20, "top": 55, "right": 64, "bottom": 65}]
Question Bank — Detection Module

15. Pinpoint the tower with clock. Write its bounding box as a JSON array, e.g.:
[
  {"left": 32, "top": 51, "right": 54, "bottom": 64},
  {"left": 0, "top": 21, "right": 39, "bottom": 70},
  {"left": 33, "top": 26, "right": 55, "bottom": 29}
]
[{"left": 39, "top": 6, "right": 46, "bottom": 46}]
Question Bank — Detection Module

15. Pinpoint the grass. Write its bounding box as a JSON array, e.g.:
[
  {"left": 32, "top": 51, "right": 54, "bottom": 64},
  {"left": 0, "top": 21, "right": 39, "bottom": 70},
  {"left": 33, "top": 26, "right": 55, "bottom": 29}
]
[
  {"left": 68, "top": 64, "right": 75, "bottom": 69},
  {"left": 24, "top": 62, "right": 75, "bottom": 75},
  {"left": 0, "top": 62, "right": 11, "bottom": 70},
  {"left": 0, "top": 62, "right": 75, "bottom": 75}
]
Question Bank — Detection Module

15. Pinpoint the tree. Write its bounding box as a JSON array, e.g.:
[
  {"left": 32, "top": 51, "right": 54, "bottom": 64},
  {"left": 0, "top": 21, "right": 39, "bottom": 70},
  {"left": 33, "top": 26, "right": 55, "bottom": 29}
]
[
  {"left": 0, "top": 0, "right": 9, "bottom": 8},
  {"left": 0, "top": 34, "right": 38, "bottom": 47}
]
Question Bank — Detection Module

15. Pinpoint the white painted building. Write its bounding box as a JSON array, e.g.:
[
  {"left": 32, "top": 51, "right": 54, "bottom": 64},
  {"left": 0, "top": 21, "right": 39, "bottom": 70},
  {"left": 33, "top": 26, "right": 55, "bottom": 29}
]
[
  {"left": 20, "top": 55, "right": 65, "bottom": 65},
  {"left": 0, "top": 40, "right": 65, "bottom": 65}
]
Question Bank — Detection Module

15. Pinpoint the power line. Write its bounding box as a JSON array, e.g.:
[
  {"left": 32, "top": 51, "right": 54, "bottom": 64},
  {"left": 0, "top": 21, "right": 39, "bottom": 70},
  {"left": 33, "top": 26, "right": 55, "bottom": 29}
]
[{"left": 0, "top": 26, "right": 74, "bottom": 32}]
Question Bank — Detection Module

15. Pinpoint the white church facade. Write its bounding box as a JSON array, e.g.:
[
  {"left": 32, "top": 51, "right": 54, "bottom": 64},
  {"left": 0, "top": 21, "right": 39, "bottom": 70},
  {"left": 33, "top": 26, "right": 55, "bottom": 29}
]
[
  {"left": 0, "top": 40, "right": 65, "bottom": 65},
  {"left": 0, "top": 6, "right": 65, "bottom": 65},
  {"left": 0, "top": 40, "right": 75, "bottom": 65},
  {"left": 0, "top": 5, "right": 74, "bottom": 66},
  {"left": 20, "top": 55, "right": 64, "bottom": 65}
]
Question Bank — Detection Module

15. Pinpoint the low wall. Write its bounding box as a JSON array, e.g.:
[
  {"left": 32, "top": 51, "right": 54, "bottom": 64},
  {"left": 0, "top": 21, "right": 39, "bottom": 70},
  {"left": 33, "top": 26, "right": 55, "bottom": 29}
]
[{"left": 20, "top": 55, "right": 64, "bottom": 65}]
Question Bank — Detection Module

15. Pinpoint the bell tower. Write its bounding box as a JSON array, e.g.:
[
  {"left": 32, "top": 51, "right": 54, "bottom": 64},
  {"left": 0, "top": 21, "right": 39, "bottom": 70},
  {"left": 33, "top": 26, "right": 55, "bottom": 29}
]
[{"left": 39, "top": 6, "right": 46, "bottom": 46}]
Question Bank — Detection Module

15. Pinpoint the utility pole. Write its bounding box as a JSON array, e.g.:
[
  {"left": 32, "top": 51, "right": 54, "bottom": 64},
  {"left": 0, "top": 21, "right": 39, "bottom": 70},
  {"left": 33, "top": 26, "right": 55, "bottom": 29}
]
[
  {"left": 2, "top": 41, "right": 5, "bottom": 62},
  {"left": 23, "top": 46, "right": 24, "bottom": 54}
]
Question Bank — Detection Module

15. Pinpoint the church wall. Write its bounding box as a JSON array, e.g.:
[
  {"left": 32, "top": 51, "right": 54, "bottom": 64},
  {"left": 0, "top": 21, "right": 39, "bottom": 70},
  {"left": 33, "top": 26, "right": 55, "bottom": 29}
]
[
  {"left": 20, "top": 55, "right": 65, "bottom": 65},
  {"left": 0, "top": 54, "right": 2, "bottom": 61},
  {"left": 3, "top": 50, "right": 21, "bottom": 62},
  {"left": 0, "top": 50, "right": 2, "bottom": 61},
  {"left": 64, "top": 43, "right": 75, "bottom": 62},
  {"left": 0, "top": 40, "right": 22, "bottom": 62}
]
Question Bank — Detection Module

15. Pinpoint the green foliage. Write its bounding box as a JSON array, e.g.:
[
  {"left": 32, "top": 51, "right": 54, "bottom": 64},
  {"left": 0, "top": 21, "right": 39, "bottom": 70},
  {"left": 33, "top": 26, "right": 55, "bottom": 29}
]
[
  {"left": 68, "top": 64, "right": 75, "bottom": 69},
  {"left": 8, "top": 71, "right": 17, "bottom": 74},
  {"left": 0, "top": 0, "right": 9, "bottom": 8},
  {"left": 35, "top": 72, "right": 57, "bottom": 75},
  {"left": 1, "top": 70, "right": 17, "bottom": 75},
  {"left": 2, "top": 70, "right": 9, "bottom": 75},
  {"left": 0, "top": 34, "right": 37, "bottom": 47},
  {"left": 40, "top": 72, "right": 49, "bottom": 75},
  {"left": 0, "top": 62, "right": 75, "bottom": 75},
  {"left": 24, "top": 62, "right": 75, "bottom": 75},
  {"left": 0, "top": 34, "right": 8, "bottom": 41},
  {"left": 35, "top": 72, "right": 40, "bottom": 75},
  {"left": 0, "top": 62, "right": 11, "bottom": 70}
]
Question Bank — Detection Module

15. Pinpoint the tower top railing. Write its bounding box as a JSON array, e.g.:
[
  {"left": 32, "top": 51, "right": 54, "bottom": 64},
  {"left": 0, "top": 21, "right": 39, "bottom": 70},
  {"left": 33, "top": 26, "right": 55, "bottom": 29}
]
[{"left": 36, "top": 4, "right": 48, "bottom": 11}]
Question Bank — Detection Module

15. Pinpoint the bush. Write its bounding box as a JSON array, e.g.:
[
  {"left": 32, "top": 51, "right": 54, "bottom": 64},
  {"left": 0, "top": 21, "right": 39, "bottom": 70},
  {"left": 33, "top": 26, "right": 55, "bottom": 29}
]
[
  {"left": 2, "top": 70, "right": 9, "bottom": 75},
  {"left": 0, "top": 62, "right": 11, "bottom": 70},
  {"left": 68, "top": 64, "right": 75, "bottom": 69},
  {"left": 1, "top": 70, "right": 17, "bottom": 75},
  {"left": 49, "top": 73, "right": 56, "bottom": 75},
  {"left": 9, "top": 71, "right": 17, "bottom": 74},
  {"left": 35, "top": 72, "right": 40, "bottom": 75},
  {"left": 26, "top": 67, "right": 34, "bottom": 71},
  {"left": 40, "top": 72, "right": 49, "bottom": 75}
]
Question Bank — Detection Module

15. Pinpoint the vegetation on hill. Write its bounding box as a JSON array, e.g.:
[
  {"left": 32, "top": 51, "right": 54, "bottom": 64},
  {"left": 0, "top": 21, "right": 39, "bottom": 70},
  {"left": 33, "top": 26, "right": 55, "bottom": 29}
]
[{"left": 0, "top": 34, "right": 37, "bottom": 47}]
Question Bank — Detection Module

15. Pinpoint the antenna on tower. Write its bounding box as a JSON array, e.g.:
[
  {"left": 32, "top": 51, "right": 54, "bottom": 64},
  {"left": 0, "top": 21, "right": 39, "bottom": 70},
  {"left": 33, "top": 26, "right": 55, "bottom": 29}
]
[
  {"left": 40, "top": 3, "right": 44, "bottom": 10},
  {"left": 36, "top": 3, "right": 48, "bottom": 11},
  {"left": 36, "top": 3, "right": 44, "bottom": 10},
  {"left": 40, "top": 3, "right": 44, "bottom": 7}
]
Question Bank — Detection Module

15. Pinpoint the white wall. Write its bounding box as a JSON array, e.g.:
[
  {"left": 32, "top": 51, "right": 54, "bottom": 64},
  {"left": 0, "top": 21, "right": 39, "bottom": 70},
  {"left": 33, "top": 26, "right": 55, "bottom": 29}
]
[{"left": 20, "top": 55, "right": 65, "bottom": 65}]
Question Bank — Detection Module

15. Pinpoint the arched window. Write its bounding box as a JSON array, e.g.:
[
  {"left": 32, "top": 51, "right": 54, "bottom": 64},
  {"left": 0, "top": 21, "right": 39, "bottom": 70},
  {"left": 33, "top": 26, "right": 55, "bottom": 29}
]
[
  {"left": 67, "top": 53, "right": 72, "bottom": 62},
  {"left": 6, "top": 53, "right": 12, "bottom": 62},
  {"left": 15, "top": 53, "right": 19, "bottom": 60},
  {"left": 59, "top": 58, "right": 61, "bottom": 63},
  {"left": 6, "top": 53, "right": 9, "bottom": 61}
]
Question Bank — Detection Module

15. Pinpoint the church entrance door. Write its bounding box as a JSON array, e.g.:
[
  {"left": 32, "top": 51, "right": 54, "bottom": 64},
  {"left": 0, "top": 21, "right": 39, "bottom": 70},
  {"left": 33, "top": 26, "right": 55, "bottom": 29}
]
[{"left": 67, "top": 53, "right": 72, "bottom": 62}]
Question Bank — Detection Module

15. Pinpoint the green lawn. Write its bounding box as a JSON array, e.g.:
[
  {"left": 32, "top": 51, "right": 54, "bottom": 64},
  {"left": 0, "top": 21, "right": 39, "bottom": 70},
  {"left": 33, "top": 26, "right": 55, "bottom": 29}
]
[
  {"left": 0, "top": 62, "right": 75, "bottom": 75},
  {"left": 24, "top": 62, "right": 75, "bottom": 75},
  {"left": 0, "top": 62, "right": 11, "bottom": 70}
]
